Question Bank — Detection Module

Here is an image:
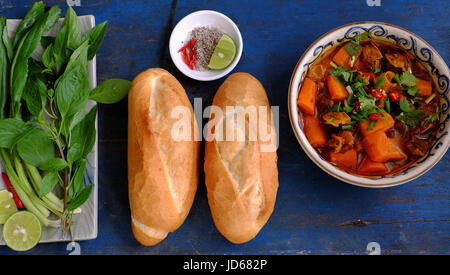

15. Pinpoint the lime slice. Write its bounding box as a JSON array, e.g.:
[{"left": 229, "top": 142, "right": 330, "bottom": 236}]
[
  {"left": 2, "top": 211, "right": 42, "bottom": 251},
  {"left": 208, "top": 34, "right": 237, "bottom": 70},
  {"left": 0, "top": 189, "right": 12, "bottom": 202},
  {"left": 0, "top": 190, "right": 18, "bottom": 224}
]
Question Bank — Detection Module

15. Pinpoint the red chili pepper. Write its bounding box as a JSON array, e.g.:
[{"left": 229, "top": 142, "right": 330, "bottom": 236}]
[
  {"left": 370, "top": 88, "right": 385, "bottom": 99},
  {"left": 189, "top": 52, "right": 197, "bottom": 70},
  {"left": 181, "top": 49, "right": 190, "bottom": 66},
  {"left": 1, "top": 172, "right": 24, "bottom": 209},
  {"left": 179, "top": 38, "right": 197, "bottom": 70},
  {"left": 368, "top": 112, "right": 384, "bottom": 121},
  {"left": 389, "top": 90, "right": 401, "bottom": 102},
  {"left": 355, "top": 101, "right": 361, "bottom": 112},
  {"left": 178, "top": 38, "right": 194, "bottom": 53}
]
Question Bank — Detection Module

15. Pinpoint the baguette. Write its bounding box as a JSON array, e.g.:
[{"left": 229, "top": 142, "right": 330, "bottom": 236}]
[
  {"left": 128, "top": 68, "right": 200, "bottom": 246},
  {"left": 204, "top": 72, "right": 278, "bottom": 244}
]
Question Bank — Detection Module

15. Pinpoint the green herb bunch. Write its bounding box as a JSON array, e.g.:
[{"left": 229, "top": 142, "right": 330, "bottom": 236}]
[{"left": 0, "top": 2, "right": 130, "bottom": 240}]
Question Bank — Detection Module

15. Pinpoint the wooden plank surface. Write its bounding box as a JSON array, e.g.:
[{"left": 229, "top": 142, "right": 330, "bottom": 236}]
[{"left": 0, "top": 0, "right": 448, "bottom": 255}]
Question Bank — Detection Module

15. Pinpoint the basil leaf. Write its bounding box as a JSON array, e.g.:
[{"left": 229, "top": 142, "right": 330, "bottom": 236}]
[
  {"left": 67, "top": 105, "right": 97, "bottom": 163},
  {"left": 39, "top": 171, "right": 59, "bottom": 198},
  {"left": 89, "top": 79, "right": 131, "bottom": 104},
  {"left": 12, "top": 1, "right": 46, "bottom": 48},
  {"left": 42, "top": 43, "right": 54, "bottom": 69},
  {"left": 39, "top": 158, "right": 68, "bottom": 171},
  {"left": 10, "top": 6, "right": 60, "bottom": 112},
  {"left": 53, "top": 24, "right": 69, "bottom": 74},
  {"left": 0, "top": 18, "right": 8, "bottom": 120},
  {"left": 17, "top": 128, "right": 55, "bottom": 167},
  {"left": 23, "top": 75, "right": 47, "bottom": 116},
  {"left": 0, "top": 119, "right": 29, "bottom": 148},
  {"left": 67, "top": 184, "right": 92, "bottom": 211},
  {"left": 40, "top": 36, "right": 55, "bottom": 48},
  {"left": 72, "top": 158, "right": 86, "bottom": 196},
  {"left": 81, "top": 21, "right": 108, "bottom": 60},
  {"left": 62, "top": 6, "right": 82, "bottom": 51},
  {"left": 1, "top": 17, "right": 12, "bottom": 61},
  {"left": 55, "top": 40, "right": 90, "bottom": 136}
]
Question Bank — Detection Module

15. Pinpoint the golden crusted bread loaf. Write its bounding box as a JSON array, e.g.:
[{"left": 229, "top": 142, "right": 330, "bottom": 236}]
[
  {"left": 128, "top": 68, "right": 200, "bottom": 246},
  {"left": 204, "top": 72, "right": 278, "bottom": 244}
]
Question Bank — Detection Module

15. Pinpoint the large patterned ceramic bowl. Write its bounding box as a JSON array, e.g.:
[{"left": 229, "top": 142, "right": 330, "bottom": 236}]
[{"left": 288, "top": 22, "right": 449, "bottom": 188}]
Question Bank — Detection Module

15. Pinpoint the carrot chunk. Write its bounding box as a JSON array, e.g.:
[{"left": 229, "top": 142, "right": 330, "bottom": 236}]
[
  {"left": 332, "top": 46, "right": 351, "bottom": 68},
  {"left": 297, "top": 77, "right": 318, "bottom": 116},
  {"left": 358, "top": 156, "right": 388, "bottom": 174},
  {"left": 326, "top": 74, "right": 349, "bottom": 101},
  {"left": 358, "top": 113, "right": 395, "bottom": 137},
  {"left": 331, "top": 45, "right": 361, "bottom": 69},
  {"left": 329, "top": 149, "right": 358, "bottom": 169},
  {"left": 416, "top": 78, "right": 432, "bottom": 97},
  {"left": 388, "top": 145, "right": 407, "bottom": 161},
  {"left": 303, "top": 115, "right": 327, "bottom": 148},
  {"left": 362, "top": 131, "right": 393, "bottom": 162}
]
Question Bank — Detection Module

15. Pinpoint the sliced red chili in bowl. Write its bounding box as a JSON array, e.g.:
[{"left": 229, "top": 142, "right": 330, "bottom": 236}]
[
  {"left": 389, "top": 90, "right": 401, "bottom": 102},
  {"left": 370, "top": 88, "right": 385, "bottom": 99}
]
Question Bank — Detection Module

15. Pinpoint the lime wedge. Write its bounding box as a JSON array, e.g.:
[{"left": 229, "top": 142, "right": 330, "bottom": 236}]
[
  {"left": 0, "top": 190, "right": 18, "bottom": 224},
  {"left": 208, "top": 34, "right": 237, "bottom": 70},
  {"left": 2, "top": 211, "right": 42, "bottom": 251}
]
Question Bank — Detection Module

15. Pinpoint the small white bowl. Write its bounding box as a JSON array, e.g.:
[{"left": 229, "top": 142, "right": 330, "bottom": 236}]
[
  {"left": 169, "top": 10, "right": 243, "bottom": 81},
  {"left": 288, "top": 22, "right": 450, "bottom": 188}
]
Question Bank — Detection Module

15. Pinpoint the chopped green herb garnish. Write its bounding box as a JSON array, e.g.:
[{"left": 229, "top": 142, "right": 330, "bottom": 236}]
[
  {"left": 385, "top": 97, "right": 391, "bottom": 114},
  {"left": 407, "top": 86, "right": 420, "bottom": 96},
  {"left": 329, "top": 65, "right": 355, "bottom": 83},
  {"left": 343, "top": 32, "right": 370, "bottom": 56},
  {"left": 396, "top": 97, "right": 425, "bottom": 127},
  {"left": 372, "top": 67, "right": 382, "bottom": 74},
  {"left": 353, "top": 32, "right": 371, "bottom": 44},
  {"left": 423, "top": 106, "right": 441, "bottom": 127},
  {"left": 374, "top": 76, "right": 386, "bottom": 89},
  {"left": 341, "top": 124, "right": 353, "bottom": 130},
  {"left": 329, "top": 61, "right": 338, "bottom": 69},
  {"left": 397, "top": 71, "right": 419, "bottom": 87},
  {"left": 344, "top": 42, "right": 361, "bottom": 56}
]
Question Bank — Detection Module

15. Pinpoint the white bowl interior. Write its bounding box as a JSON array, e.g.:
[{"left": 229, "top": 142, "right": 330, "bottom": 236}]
[
  {"left": 288, "top": 22, "right": 450, "bottom": 188},
  {"left": 169, "top": 10, "right": 243, "bottom": 81}
]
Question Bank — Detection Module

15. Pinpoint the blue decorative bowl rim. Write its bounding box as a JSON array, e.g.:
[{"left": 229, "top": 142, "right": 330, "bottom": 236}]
[{"left": 288, "top": 21, "right": 449, "bottom": 188}]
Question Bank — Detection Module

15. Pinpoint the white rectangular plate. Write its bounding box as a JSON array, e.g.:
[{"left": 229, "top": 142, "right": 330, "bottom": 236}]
[{"left": 0, "top": 15, "right": 98, "bottom": 244}]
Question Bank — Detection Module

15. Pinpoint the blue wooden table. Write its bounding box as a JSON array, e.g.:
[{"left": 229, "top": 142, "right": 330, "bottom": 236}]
[{"left": 0, "top": 0, "right": 448, "bottom": 255}]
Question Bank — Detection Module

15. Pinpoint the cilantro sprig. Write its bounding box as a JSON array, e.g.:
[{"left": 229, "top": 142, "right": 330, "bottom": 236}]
[
  {"left": 344, "top": 31, "right": 371, "bottom": 56},
  {"left": 395, "top": 97, "right": 425, "bottom": 127},
  {"left": 394, "top": 71, "right": 420, "bottom": 96}
]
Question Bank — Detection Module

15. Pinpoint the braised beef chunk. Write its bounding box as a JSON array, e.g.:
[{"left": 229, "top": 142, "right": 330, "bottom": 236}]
[
  {"left": 418, "top": 100, "right": 439, "bottom": 118},
  {"left": 385, "top": 51, "right": 409, "bottom": 72},
  {"left": 405, "top": 136, "right": 432, "bottom": 157},
  {"left": 362, "top": 42, "right": 383, "bottom": 68},
  {"left": 323, "top": 112, "right": 351, "bottom": 127},
  {"left": 316, "top": 91, "right": 334, "bottom": 112},
  {"left": 327, "top": 130, "right": 354, "bottom": 153}
]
